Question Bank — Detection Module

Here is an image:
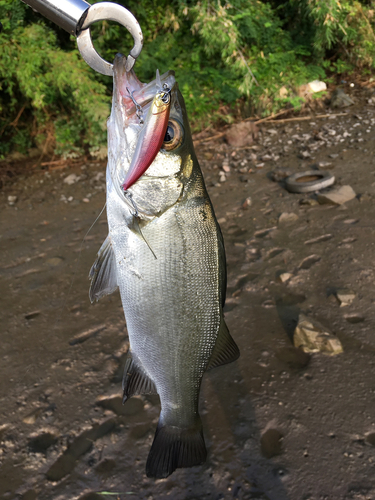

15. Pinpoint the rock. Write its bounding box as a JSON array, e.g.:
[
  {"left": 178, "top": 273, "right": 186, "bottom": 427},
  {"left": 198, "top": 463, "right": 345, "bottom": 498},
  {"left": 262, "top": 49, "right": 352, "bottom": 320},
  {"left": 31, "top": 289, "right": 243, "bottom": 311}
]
[
  {"left": 8, "top": 195, "right": 18, "bottom": 205},
  {"left": 317, "top": 185, "right": 356, "bottom": 205},
  {"left": 241, "top": 197, "right": 252, "bottom": 209},
  {"left": 298, "top": 254, "right": 321, "bottom": 270},
  {"left": 293, "top": 314, "right": 343, "bottom": 355},
  {"left": 304, "top": 234, "right": 333, "bottom": 245},
  {"left": 278, "top": 212, "right": 299, "bottom": 224},
  {"left": 335, "top": 289, "right": 356, "bottom": 307},
  {"left": 310, "top": 161, "right": 333, "bottom": 170},
  {"left": 344, "top": 314, "right": 364, "bottom": 324},
  {"left": 23, "top": 408, "right": 43, "bottom": 424},
  {"left": 225, "top": 121, "right": 258, "bottom": 148},
  {"left": 277, "top": 272, "right": 293, "bottom": 283},
  {"left": 330, "top": 89, "right": 354, "bottom": 108},
  {"left": 63, "top": 173, "right": 80, "bottom": 185},
  {"left": 307, "top": 80, "right": 327, "bottom": 93},
  {"left": 24, "top": 311, "right": 41, "bottom": 320},
  {"left": 260, "top": 429, "right": 283, "bottom": 458}
]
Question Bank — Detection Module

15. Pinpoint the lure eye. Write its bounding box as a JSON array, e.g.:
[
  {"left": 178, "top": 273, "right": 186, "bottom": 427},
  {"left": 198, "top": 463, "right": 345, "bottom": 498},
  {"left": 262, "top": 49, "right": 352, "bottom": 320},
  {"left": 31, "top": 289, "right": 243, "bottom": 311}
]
[{"left": 162, "top": 119, "right": 184, "bottom": 151}]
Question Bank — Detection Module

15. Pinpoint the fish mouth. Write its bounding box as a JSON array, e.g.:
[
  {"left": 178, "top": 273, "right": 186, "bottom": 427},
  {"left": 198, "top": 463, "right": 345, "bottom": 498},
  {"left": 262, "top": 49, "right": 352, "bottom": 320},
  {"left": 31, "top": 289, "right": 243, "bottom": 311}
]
[{"left": 113, "top": 54, "right": 176, "bottom": 125}]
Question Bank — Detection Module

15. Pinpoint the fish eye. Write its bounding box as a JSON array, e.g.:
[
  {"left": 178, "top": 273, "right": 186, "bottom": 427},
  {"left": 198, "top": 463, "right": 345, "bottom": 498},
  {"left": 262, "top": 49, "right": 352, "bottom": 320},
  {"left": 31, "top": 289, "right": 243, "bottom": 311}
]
[{"left": 162, "top": 119, "right": 184, "bottom": 151}]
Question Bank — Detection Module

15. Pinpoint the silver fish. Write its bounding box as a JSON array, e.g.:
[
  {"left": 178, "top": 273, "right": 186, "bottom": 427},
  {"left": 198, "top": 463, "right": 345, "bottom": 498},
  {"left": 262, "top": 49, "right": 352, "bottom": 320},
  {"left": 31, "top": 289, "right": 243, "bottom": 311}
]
[{"left": 89, "top": 53, "right": 239, "bottom": 478}]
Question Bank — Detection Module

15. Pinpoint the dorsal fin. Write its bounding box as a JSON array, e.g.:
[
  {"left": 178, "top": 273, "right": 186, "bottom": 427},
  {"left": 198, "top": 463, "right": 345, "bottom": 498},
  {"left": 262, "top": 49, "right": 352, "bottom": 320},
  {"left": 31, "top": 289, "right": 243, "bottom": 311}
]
[
  {"left": 89, "top": 235, "right": 118, "bottom": 303},
  {"left": 122, "top": 353, "right": 157, "bottom": 403},
  {"left": 207, "top": 318, "right": 240, "bottom": 370}
]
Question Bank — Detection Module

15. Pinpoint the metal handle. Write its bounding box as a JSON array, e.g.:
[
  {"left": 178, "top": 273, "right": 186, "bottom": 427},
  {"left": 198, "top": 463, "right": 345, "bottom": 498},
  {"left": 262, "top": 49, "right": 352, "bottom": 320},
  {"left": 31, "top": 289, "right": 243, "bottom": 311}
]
[
  {"left": 21, "top": 1, "right": 143, "bottom": 75},
  {"left": 21, "top": 0, "right": 91, "bottom": 36}
]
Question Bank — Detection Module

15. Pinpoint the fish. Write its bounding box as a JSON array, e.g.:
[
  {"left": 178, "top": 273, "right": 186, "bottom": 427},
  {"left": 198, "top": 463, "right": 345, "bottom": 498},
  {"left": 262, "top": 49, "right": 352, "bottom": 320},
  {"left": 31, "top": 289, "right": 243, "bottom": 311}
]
[{"left": 89, "top": 53, "right": 240, "bottom": 479}]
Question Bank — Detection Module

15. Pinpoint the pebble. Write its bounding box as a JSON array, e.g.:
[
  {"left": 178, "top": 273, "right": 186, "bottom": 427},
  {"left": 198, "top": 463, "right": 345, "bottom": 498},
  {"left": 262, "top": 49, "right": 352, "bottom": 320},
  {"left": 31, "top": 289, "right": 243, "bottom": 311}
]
[
  {"left": 278, "top": 212, "right": 299, "bottom": 224},
  {"left": 278, "top": 272, "right": 293, "bottom": 283},
  {"left": 63, "top": 173, "right": 80, "bottom": 185},
  {"left": 335, "top": 289, "right": 356, "bottom": 307},
  {"left": 8, "top": 195, "right": 18, "bottom": 205},
  {"left": 241, "top": 197, "right": 252, "bottom": 209},
  {"left": 317, "top": 185, "right": 356, "bottom": 205},
  {"left": 293, "top": 314, "right": 343, "bottom": 355},
  {"left": 298, "top": 254, "right": 321, "bottom": 270}
]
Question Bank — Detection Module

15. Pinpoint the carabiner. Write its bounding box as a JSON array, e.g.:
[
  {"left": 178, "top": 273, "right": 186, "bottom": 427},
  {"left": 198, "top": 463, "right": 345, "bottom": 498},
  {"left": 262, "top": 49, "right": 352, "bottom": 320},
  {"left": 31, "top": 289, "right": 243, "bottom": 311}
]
[{"left": 76, "top": 2, "right": 143, "bottom": 75}]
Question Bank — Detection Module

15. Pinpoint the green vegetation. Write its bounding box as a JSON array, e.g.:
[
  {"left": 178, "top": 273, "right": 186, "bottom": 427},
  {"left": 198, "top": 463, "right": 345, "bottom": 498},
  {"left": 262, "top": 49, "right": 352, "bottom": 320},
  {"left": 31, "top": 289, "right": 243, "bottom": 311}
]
[{"left": 1, "top": 0, "right": 375, "bottom": 158}]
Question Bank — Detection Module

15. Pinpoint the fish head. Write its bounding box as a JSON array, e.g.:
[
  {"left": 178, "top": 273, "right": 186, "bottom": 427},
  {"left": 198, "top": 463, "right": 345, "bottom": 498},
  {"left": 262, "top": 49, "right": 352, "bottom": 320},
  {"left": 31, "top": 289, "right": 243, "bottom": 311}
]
[{"left": 107, "top": 54, "right": 196, "bottom": 211}]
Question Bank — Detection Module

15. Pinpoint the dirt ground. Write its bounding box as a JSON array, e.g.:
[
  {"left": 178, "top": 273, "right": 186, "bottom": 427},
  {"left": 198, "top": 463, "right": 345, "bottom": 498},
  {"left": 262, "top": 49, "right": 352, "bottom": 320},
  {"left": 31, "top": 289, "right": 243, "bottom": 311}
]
[{"left": 1, "top": 88, "right": 375, "bottom": 500}]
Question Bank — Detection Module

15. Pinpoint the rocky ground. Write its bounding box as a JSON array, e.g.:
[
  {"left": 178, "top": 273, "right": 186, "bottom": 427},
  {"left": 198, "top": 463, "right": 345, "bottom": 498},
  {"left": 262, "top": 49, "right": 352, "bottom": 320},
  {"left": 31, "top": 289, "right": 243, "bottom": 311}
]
[{"left": 1, "top": 88, "right": 375, "bottom": 500}]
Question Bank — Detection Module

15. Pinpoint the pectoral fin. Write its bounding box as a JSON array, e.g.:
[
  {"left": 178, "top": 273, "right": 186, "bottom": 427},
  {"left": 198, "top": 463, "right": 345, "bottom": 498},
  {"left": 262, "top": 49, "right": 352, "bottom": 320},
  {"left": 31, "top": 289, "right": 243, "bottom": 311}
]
[
  {"left": 122, "top": 353, "right": 157, "bottom": 402},
  {"left": 89, "top": 235, "right": 118, "bottom": 303},
  {"left": 206, "top": 318, "right": 240, "bottom": 370}
]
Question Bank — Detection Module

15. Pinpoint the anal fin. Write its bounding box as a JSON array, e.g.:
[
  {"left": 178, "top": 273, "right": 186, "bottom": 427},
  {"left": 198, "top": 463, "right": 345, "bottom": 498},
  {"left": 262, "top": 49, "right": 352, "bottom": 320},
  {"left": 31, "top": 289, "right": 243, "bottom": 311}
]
[
  {"left": 89, "top": 235, "right": 118, "bottom": 303},
  {"left": 122, "top": 353, "right": 157, "bottom": 403},
  {"left": 207, "top": 318, "right": 240, "bottom": 370}
]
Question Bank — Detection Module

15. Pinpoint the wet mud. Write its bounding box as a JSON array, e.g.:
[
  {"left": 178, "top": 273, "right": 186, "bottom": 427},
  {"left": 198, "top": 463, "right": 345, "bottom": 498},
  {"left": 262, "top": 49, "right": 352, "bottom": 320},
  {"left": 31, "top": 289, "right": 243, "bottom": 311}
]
[{"left": 1, "top": 97, "right": 375, "bottom": 499}]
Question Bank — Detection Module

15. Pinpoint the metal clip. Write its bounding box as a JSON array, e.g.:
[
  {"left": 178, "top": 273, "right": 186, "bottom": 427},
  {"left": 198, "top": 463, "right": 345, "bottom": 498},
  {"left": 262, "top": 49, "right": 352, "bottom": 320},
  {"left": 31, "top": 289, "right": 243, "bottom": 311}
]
[
  {"left": 21, "top": 1, "right": 143, "bottom": 75},
  {"left": 76, "top": 2, "right": 143, "bottom": 75}
]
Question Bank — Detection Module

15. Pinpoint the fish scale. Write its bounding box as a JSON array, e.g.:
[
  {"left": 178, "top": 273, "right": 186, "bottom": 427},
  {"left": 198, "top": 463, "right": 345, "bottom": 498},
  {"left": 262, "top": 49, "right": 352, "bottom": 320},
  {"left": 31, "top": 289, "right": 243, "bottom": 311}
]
[{"left": 89, "top": 53, "right": 239, "bottom": 478}]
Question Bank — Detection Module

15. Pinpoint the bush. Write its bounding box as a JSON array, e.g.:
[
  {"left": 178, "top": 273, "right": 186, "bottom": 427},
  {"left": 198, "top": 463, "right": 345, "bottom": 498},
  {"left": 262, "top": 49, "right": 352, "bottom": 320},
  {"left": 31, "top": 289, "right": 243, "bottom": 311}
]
[{"left": 1, "top": 0, "right": 375, "bottom": 158}]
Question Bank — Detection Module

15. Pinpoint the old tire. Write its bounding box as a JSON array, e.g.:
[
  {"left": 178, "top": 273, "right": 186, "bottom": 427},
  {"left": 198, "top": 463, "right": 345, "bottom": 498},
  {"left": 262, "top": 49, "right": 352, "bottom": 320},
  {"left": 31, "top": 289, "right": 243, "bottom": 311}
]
[{"left": 285, "top": 170, "right": 335, "bottom": 194}]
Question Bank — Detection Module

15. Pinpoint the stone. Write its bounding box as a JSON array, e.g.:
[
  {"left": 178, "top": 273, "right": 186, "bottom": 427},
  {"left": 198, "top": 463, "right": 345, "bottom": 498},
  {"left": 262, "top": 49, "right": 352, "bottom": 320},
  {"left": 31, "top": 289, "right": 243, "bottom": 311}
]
[
  {"left": 293, "top": 314, "right": 343, "bottom": 355},
  {"left": 242, "top": 197, "right": 252, "bottom": 209},
  {"left": 63, "top": 173, "right": 80, "bottom": 185},
  {"left": 225, "top": 121, "right": 258, "bottom": 148},
  {"left": 8, "top": 195, "right": 18, "bottom": 205},
  {"left": 335, "top": 289, "right": 356, "bottom": 307},
  {"left": 278, "top": 212, "right": 299, "bottom": 224},
  {"left": 307, "top": 80, "right": 327, "bottom": 93},
  {"left": 260, "top": 429, "right": 283, "bottom": 458},
  {"left": 298, "top": 254, "right": 321, "bottom": 270},
  {"left": 330, "top": 89, "right": 354, "bottom": 108},
  {"left": 317, "top": 185, "right": 356, "bottom": 205},
  {"left": 278, "top": 272, "right": 293, "bottom": 283}
]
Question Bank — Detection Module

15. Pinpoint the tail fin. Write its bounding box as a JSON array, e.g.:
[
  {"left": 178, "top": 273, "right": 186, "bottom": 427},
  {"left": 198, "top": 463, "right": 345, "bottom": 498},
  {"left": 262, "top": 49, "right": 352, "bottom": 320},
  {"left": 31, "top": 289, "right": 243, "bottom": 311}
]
[{"left": 146, "top": 421, "right": 207, "bottom": 478}]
